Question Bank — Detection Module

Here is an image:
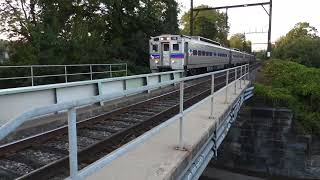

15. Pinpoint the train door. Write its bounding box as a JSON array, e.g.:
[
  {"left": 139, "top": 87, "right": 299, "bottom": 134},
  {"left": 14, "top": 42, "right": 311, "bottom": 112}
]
[
  {"left": 228, "top": 50, "right": 232, "bottom": 67},
  {"left": 184, "top": 42, "right": 188, "bottom": 66},
  {"left": 161, "top": 43, "right": 170, "bottom": 66}
]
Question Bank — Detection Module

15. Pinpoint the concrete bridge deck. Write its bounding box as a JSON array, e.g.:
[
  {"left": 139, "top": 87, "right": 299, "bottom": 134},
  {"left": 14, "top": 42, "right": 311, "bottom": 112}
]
[{"left": 86, "top": 81, "right": 249, "bottom": 180}]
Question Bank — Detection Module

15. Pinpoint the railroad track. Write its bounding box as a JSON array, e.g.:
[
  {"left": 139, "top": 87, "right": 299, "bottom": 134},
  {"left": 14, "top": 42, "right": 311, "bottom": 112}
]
[{"left": 0, "top": 64, "right": 258, "bottom": 180}]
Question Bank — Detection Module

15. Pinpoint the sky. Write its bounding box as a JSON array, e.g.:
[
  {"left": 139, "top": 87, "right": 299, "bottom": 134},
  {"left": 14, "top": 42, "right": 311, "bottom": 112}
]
[{"left": 177, "top": 0, "right": 320, "bottom": 51}]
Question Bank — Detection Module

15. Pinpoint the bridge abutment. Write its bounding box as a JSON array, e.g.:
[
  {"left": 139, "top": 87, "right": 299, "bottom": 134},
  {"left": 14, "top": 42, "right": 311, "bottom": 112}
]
[{"left": 207, "top": 100, "right": 320, "bottom": 179}]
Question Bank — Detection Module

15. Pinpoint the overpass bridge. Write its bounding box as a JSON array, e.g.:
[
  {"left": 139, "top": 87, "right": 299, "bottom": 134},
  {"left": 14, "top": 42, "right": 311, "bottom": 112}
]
[{"left": 0, "top": 64, "right": 256, "bottom": 180}]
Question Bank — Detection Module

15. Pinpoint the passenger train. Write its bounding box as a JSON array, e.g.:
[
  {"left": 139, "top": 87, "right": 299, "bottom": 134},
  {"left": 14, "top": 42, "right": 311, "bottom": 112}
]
[{"left": 149, "top": 35, "right": 255, "bottom": 74}]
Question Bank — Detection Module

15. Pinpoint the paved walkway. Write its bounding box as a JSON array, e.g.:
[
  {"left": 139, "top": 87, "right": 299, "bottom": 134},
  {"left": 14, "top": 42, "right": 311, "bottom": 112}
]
[{"left": 86, "top": 80, "right": 250, "bottom": 180}]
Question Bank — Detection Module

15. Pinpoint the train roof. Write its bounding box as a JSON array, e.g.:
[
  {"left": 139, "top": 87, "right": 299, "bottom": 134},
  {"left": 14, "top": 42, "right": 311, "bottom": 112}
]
[{"left": 190, "top": 36, "right": 221, "bottom": 46}]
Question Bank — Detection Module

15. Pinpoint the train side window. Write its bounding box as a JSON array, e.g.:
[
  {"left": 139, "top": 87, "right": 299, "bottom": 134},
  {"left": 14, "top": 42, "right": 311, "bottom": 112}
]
[
  {"left": 193, "top": 50, "right": 198, "bottom": 56},
  {"left": 209, "top": 52, "right": 212, "bottom": 56},
  {"left": 152, "top": 44, "right": 158, "bottom": 52},
  {"left": 202, "top": 51, "right": 205, "bottom": 56},
  {"left": 214, "top": 52, "right": 217, "bottom": 56},
  {"left": 173, "top": 44, "right": 180, "bottom": 51},
  {"left": 198, "top": 50, "right": 201, "bottom": 56}
]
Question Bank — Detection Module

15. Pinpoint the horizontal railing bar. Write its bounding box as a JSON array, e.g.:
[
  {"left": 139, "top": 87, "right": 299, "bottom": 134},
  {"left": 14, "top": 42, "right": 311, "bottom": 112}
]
[
  {"left": 0, "top": 70, "right": 128, "bottom": 80},
  {"left": 183, "top": 66, "right": 240, "bottom": 82},
  {"left": 0, "top": 66, "right": 31, "bottom": 68},
  {"left": 64, "top": 72, "right": 91, "bottom": 76},
  {"left": 0, "top": 76, "right": 32, "bottom": 80},
  {"left": 0, "top": 63, "right": 127, "bottom": 68},
  {"left": 32, "top": 74, "right": 68, "bottom": 78},
  {"left": 0, "top": 70, "right": 183, "bottom": 96},
  {"left": 0, "top": 64, "right": 248, "bottom": 141},
  {"left": 91, "top": 70, "right": 126, "bottom": 75}
]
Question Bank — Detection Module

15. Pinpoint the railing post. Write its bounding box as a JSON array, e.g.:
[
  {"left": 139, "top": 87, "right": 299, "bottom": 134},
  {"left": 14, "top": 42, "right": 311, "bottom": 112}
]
[
  {"left": 178, "top": 81, "right": 185, "bottom": 150},
  {"left": 125, "top": 64, "right": 128, "bottom": 76},
  {"left": 68, "top": 108, "right": 79, "bottom": 180},
  {"left": 146, "top": 75, "right": 150, "bottom": 93},
  {"left": 225, "top": 70, "right": 229, "bottom": 104},
  {"left": 242, "top": 65, "right": 245, "bottom": 86},
  {"left": 234, "top": 68, "right": 237, "bottom": 95},
  {"left": 97, "top": 81, "right": 104, "bottom": 106},
  {"left": 30, "top": 66, "right": 34, "bottom": 86},
  {"left": 64, "top": 66, "right": 68, "bottom": 83},
  {"left": 213, "top": 122, "right": 218, "bottom": 158},
  {"left": 90, "top": 65, "right": 93, "bottom": 80},
  {"left": 109, "top": 65, "right": 112, "bottom": 78},
  {"left": 239, "top": 66, "right": 242, "bottom": 89},
  {"left": 209, "top": 74, "right": 215, "bottom": 119},
  {"left": 247, "top": 64, "right": 250, "bottom": 80}
]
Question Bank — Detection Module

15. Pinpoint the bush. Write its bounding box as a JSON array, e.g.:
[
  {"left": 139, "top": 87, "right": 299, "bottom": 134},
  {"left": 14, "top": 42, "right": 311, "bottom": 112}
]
[{"left": 255, "top": 60, "right": 320, "bottom": 135}]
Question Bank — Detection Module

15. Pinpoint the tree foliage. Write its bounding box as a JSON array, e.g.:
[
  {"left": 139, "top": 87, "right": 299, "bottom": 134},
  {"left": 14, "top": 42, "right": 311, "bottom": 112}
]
[
  {"left": 273, "top": 22, "right": 320, "bottom": 68},
  {"left": 0, "top": 0, "right": 180, "bottom": 74},
  {"left": 255, "top": 50, "right": 268, "bottom": 61},
  {"left": 180, "top": 5, "right": 229, "bottom": 45},
  {"left": 255, "top": 60, "right": 320, "bottom": 135},
  {"left": 229, "top": 33, "right": 252, "bottom": 53}
]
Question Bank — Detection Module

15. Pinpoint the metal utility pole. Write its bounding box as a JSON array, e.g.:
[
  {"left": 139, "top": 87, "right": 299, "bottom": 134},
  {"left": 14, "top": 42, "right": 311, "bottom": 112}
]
[
  {"left": 191, "top": 1, "right": 272, "bottom": 55},
  {"left": 267, "top": 0, "right": 272, "bottom": 58},
  {"left": 190, "top": 0, "right": 194, "bottom": 35},
  {"left": 225, "top": 8, "right": 228, "bottom": 29}
]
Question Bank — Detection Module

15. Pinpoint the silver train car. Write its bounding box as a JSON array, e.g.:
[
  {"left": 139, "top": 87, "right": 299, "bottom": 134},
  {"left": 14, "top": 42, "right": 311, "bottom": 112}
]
[{"left": 149, "top": 35, "right": 254, "bottom": 74}]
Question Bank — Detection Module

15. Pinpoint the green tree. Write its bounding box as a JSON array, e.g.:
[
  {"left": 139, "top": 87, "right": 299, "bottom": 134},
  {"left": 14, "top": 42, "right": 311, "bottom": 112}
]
[
  {"left": 255, "top": 50, "right": 268, "bottom": 61},
  {"left": 0, "top": 0, "right": 180, "bottom": 74},
  {"left": 273, "top": 22, "right": 320, "bottom": 68},
  {"left": 180, "top": 5, "right": 229, "bottom": 45},
  {"left": 229, "top": 33, "right": 252, "bottom": 53}
]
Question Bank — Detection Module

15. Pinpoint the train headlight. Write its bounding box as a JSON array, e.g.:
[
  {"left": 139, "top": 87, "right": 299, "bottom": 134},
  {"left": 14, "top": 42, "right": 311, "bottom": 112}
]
[
  {"left": 171, "top": 60, "right": 175, "bottom": 63},
  {"left": 155, "top": 59, "right": 159, "bottom": 64}
]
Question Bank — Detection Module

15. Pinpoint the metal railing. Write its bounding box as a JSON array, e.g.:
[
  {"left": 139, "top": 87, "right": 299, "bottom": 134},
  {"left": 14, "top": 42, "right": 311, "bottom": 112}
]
[
  {"left": 0, "top": 63, "right": 127, "bottom": 87},
  {"left": 0, "top": 64, "right": 249, "bottom": 180}
]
